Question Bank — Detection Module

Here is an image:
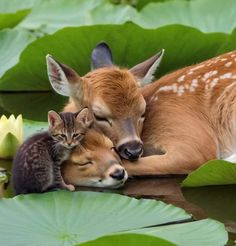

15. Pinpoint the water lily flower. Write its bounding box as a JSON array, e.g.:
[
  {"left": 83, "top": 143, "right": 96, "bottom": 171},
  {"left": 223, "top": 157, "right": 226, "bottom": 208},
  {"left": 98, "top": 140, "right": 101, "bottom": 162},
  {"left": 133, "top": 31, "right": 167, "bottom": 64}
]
[{"left": 0, "top": 115, "right": 23, "bottom": 159}]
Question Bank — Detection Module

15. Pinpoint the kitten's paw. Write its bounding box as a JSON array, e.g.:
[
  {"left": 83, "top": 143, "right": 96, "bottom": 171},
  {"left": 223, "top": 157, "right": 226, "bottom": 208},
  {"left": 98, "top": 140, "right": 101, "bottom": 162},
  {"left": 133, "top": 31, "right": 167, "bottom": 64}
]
[{"left": 65, "top": 184, "right": 75, "bottom": 191}]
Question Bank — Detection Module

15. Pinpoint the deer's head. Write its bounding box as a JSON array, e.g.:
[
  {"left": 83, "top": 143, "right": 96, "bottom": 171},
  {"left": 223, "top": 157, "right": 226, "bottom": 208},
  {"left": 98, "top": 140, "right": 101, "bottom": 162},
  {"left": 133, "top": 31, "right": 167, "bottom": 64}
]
[{"left": 46, "top": 43, "right": 164, "bottom": 160}]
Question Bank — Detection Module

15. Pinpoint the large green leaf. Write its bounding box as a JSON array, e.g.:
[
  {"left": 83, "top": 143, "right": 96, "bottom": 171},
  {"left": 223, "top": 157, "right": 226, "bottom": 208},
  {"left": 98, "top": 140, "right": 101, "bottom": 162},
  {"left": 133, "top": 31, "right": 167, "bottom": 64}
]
[
  {"left": 218, "top": 28, "right": 236, "bottom": 54},
  {"left": 0, "top": 29, "right": 35, "bottom": 77},
  {"left": 0, "top": 191, "right": 227, "bottom": 245},
  {"left": 0, "top": 92, "right": 66, "bottom": 120},
  {"left": 0, "top": 0, "right": 36, "bottom": 13},
  {"left": 0, "top": 24, "right": 228, "bottom": 91},
  {"left": 0, "top": 10, "right": 30, "bottom": 30},
  {"left": 182, "top": 160, "right": 236, "bottom": 187},
  {"left": 80, "top": 234, "right": 175, "bottom": 246},
  {"left": 135, "top": 0, "right": 236, "bottom": 33},
  {"left": 0, "top": 0, "right": 36, "bottom": 30},
  {"left": 18, "top": 0, "right": 135, "bottom": 34},
  {"left": 131, "top": 219, "right": 227, "bottom": 246}
]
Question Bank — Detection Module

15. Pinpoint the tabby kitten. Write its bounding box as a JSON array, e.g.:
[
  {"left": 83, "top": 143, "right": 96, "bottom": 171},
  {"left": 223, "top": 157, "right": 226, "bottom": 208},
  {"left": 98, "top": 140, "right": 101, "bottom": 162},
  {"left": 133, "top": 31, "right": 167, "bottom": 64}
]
[{"left": 12, "top": 108, "right": 91, "bottom": 195}]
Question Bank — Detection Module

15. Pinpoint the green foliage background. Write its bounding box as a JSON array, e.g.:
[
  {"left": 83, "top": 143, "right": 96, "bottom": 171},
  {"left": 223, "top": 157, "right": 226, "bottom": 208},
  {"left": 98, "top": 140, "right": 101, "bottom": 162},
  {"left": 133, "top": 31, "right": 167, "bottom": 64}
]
[{"left": 0, "top": 0, "right": 235, "bottom": 245}]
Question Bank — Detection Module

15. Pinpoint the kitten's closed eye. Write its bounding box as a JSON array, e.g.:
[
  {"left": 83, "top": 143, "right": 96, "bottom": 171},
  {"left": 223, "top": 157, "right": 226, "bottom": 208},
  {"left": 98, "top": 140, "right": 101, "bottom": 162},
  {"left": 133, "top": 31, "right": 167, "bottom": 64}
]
[
  {"left": 53, "top": 134, "right": 67, "bottom": 140},
  {"left": 73, "top": 133, "right": 85, "bottom": 140}
]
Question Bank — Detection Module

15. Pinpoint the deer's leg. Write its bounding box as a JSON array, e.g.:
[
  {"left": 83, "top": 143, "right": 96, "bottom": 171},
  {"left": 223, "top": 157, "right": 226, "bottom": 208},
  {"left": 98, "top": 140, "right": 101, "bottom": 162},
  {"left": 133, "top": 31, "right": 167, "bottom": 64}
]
[{"left": 122, "top": 139, "right": 218, "bottom": 176}]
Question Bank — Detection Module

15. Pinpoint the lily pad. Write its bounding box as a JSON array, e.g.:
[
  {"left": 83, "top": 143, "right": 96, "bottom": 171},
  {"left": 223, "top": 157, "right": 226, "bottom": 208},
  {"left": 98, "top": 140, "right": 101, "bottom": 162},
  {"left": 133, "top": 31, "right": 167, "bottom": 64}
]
[
  {"left": 0, "top": 191, "right": 227, "bottom": 245},
  {"left": 135, "top": 0, "right": 236, "bottom": 33},
  {"left": 182, "top": 160, "right": 236, "bottom": 187},
  {"left": 18, "top": 0, "right": 136, "bottom": 34},
  {"left": 0, "top": 29, "right": 35, "bottom": 77},
  {"left": 0, "top": 23, "right": 228, "bottom": 91},
  {"left": 0, "top": 0, "right": 36, "bottom": 30},
  {"left": 132, "top": 219, "right": 227, "bottom": 246},
  {"left": 23, "top": 119, "right": 47, "bottom": 139},
  {"left": 80, "top": 234, "right": 175, "bottom": 246}
]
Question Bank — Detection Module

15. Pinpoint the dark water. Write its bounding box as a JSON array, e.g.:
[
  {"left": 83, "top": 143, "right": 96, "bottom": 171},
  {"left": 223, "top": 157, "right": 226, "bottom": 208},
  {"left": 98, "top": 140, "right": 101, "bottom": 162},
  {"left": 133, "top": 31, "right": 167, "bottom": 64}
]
[{"left": 0, "top": 92, "right": 235, "bottom": 245}]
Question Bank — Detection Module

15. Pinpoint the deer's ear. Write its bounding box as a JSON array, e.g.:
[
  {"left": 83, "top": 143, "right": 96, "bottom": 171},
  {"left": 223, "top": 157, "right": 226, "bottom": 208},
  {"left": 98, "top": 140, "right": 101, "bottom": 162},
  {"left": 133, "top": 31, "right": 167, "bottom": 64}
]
[
  {"left": 91, "top": 42, "right": 113, "bottom": 70},
  {"left": 129, "top": 49, "right": 164, "bottom": 86},
  {"left": 46, "top": 55, "right": 80, "bottom": 96},
  {"left": 48, "top": 110, "right": 62, "bottom": 127}
]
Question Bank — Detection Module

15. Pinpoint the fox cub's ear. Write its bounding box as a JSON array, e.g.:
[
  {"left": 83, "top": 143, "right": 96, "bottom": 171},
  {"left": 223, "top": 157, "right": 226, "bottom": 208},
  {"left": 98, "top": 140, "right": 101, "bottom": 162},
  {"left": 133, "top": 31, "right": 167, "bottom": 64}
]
[
  {"left": 76, "top": 108, "right": 93, "bottom": 128},
  {"left": 48, "top": 110, "right": 62, "bottom": 127}
]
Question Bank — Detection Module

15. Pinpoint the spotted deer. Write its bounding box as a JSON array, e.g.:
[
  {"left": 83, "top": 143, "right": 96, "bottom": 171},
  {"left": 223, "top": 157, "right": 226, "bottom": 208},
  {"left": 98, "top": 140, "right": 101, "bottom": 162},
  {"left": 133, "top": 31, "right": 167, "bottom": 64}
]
[{"left": 47, "top": 43, "right": 236, "bottom": 176}]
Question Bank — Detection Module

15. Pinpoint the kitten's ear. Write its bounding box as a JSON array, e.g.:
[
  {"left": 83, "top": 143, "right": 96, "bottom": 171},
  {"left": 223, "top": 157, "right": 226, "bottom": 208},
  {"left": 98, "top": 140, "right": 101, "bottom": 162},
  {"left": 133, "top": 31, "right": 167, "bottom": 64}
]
[
  {"left": 48, "top": 110, "right": 62, "bottom": 127},
  {"left": 129, "top": 49, "right": 164, "bottom": 86},
  {"left": 46, "top": 54, "right": 82, "bottom": 97},
  {"left": 76, "top": 108, "right": 93, "bottom": 127}
]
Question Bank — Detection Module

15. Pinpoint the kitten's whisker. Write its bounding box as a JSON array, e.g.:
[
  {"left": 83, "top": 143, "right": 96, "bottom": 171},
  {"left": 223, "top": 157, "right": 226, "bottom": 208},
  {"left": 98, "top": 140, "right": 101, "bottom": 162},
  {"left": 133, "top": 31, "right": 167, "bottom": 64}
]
[{"left": 77, "top": 142, "right": 87, "bottom": 152}]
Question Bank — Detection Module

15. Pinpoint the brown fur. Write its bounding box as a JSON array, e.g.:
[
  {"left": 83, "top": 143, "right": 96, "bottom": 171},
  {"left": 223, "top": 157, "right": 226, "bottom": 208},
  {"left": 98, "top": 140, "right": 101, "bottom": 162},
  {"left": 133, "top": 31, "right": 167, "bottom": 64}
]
[
  {"left": 61, "top": 129, "right": 127, "bottom": 187},
  {"left": 64, "top": 66, "right": 145, "bottom": 148},
  {"left": 63, "top": 50, "right": 236, "bottom": 176},
  {"left": 123, "top": 51, "right": 236, "bottom": 175}
]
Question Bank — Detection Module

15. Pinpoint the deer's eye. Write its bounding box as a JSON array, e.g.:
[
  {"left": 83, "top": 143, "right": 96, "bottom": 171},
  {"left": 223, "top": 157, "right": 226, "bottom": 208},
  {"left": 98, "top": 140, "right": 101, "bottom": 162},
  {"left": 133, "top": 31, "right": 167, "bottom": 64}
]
[
  {"left": 94, "top": 113, "right": 107, "bottom": 121},
  {"left": 93, "top": 113, "right": 111, "bottom": 125}
]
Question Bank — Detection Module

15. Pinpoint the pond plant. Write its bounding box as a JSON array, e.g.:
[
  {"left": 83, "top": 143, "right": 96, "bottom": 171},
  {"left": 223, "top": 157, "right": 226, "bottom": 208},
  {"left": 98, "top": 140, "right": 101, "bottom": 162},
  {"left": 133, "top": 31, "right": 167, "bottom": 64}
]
[{"left": 0, "top": 0, "right": 236, "bottom": 245}]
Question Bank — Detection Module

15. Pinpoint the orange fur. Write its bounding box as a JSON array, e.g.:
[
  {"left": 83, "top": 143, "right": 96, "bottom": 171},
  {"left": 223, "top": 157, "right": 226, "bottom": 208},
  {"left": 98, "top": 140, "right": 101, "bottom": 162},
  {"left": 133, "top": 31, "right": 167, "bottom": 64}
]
[
  {"left": 62, "top": 128, "right": 127, "bottom": 187},
  {"left": 63, "top": 50, "right": 236, "bottom": 175},
  {"left": 123, "top": 51, "right": 236, "bottom": 175}
]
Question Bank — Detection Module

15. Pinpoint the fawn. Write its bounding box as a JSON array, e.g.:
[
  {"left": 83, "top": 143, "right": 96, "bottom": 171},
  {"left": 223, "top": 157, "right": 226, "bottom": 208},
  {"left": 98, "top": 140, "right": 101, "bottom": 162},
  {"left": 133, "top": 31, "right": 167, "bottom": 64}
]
[
  {"left": 47, "top": 43, "right": 236, "bottom": 176},
  {"left": 62, "top": 128, "right": 128, "bottom": 188}
]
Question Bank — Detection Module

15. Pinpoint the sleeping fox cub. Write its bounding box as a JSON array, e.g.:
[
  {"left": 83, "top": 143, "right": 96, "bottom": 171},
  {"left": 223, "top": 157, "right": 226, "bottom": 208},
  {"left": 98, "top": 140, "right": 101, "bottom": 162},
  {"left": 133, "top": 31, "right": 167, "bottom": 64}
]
[{"left": 62, "top": 128, "right": 128, "bottom": 188}]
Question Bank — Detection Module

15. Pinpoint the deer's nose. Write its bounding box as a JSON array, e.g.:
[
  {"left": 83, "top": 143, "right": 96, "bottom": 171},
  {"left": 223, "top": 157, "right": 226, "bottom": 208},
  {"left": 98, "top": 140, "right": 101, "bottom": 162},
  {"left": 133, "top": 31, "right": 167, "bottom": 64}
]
[
  {"left": 117, "top": 141, "right": 143, "bottom": 160},
  {"left": 110, "top": 169, "right": 125, "bottom": 180}
]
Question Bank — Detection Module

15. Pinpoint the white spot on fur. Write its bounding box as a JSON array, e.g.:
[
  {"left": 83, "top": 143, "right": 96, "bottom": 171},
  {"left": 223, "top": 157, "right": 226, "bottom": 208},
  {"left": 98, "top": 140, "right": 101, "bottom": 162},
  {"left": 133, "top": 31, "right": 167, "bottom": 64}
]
[
  {"left": 220, "top": 72, "right": 233, "bottom": 79},
  {"left": 153, "top": 96, "right": 158, "bottom": 101},
  {"left": 221, "top": 58, "right": 227, "bottom": 61},
  {"left": 202, "top": 70, "right": 218, "bottom": 81},
  {"left": 158, "top": 85, "right": 173, "bottom": 92},
  {"left": 210, "top": 78, "right": 219, "bottom": 88},
  {"left": 225, "top": 61, "right": 232, "bottom": 67},
  {"left": 188, "top": 71, "right": 193, "bottom": 75},
  {"left": 177, "top": 75, "right": 185, "bottom": 83},
  {"left": 189, "top": 78, "right": 198, "bottom": 92},
  {"left": 172, "top": 83, "right": 178, "bottom": 92},
  {"left": 191, "top": 79, "right": 198, "bottom": 87},
  {"left": 177, "top": 85, "right": 185, "bottom": 96}
]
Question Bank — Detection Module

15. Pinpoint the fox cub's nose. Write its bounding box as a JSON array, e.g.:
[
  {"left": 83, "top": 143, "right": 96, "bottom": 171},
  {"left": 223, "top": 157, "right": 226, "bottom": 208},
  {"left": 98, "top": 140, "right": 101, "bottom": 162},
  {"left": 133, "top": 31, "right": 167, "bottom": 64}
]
[{"left": 110, "top": 169, "right": 125, "bottom": 180}]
